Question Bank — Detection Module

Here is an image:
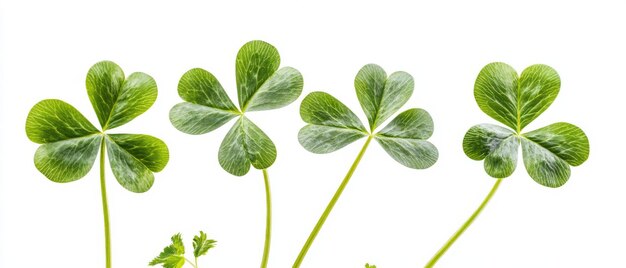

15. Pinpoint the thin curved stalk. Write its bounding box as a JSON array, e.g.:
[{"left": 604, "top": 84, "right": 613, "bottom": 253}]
[
  {"left": 425, "top": 178, "right": 503, "bottom": 267},
  {"left": 100, "top": 138, "right": 112, "bottom": 268},
  {"left": 261, "top": 169, "right": 271, "bottom": 268},
  {"left": 293, "top": 135, "right": 373, "bottom": 267},
  {"left": 185, "top": 258, "right": 198, "bottom": 268}
]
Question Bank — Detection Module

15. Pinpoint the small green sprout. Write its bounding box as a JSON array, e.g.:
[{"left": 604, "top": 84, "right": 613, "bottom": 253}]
[
  {"left": 169, "top": 40, "right": 303, "bottom": 268},
  {"left": 425, "top": 62, "right": 590, "bottom": 267},
  {"left": 293, "top": 64, "right": 438, "bottom": 267},
  {"left": 150, "top": 231, "right": 216, "bottom": 268},
  {"left": 25, "top": 61, "right": 169, "bottom": 268}
]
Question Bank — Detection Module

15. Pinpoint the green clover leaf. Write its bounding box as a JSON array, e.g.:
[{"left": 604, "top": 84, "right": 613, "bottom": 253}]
[
  {"left": 294, "top": 64, "right": 437, "bottom": 267},
  {"left": 298, "top": 64, "right": 438, "bottom": 169},
  {"left": 25, "top": 61, "right": 169, "bottom": 267},
  {"left": 170, "top": 40, "right": 303, "bottom": 176},
  {"left": 464, "top": 62, "right": 589, "bottom": 187},
  {"left": 26, "top": 61, "right": 169, "bottom": 193},
  {"left": 168, "top": 40, "right": 302, "bottom": 268},
  {"left": 426, "top": 63, "right": 591, "bottom": 267}
]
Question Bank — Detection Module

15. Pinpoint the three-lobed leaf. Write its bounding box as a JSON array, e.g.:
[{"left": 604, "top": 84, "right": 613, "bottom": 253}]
[
  {"left": 299, "top": 65, "right": 438, "bottom": 170},
  {"left": 467, "top": 63, "right": 589, "bottom": 187},
  {"left": 27, "top": 61, "right": 168, "bottom": 192},
  {"left": 170, "top": 40, "right": 302, "bottom": 175}
]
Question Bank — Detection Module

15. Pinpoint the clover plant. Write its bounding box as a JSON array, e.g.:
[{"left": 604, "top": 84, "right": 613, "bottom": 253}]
[
  {"left": 150, "top": 231, "right": 216, "bottom": 268},
  {"left": 365, "top": 263, "right": 377, "bottom": 268},
  {"left": 169, "top": 40, "right": 303, "bottom": 268},
  {"left": 25, "top": 61, "right": 169, "bottom": 268},
  {"left": 293, "top": 64, "right": 438, "bottom": 267},
  {"left": 425, "top": 62, "right": 590, "bottom": 267}
]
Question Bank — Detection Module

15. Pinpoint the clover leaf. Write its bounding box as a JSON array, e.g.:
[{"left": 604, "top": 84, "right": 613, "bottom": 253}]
[
  {"left": 293, "top": 64, "right": 438, "bottom": 267},
  {"left": 170, "top": 40, "right": 303, "bottom": 175},
  {"left": 150, "top": 231, "right": 216, "bottom": 268},
  {"left": 425, "top": 62, "right": 590, "bottom": 267},
  {"left": 465, "top": 62, "right": 589, "bottom": 187},
  {"left": 25, "top": 61, "right": 169, "bottom": 268},
  {"left": 169, "top": 40, "right": 303, "bottom": 268},
  {"left": 298, "top": 64, "right": 438, "bottom": 169}
]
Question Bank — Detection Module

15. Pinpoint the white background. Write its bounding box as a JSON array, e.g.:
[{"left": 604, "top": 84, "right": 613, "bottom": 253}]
[{"left": 1, "top": 1, "right": 625, "bottom": 267}]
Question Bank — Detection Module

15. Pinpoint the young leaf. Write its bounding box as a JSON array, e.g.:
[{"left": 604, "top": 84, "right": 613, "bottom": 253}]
[
  {"left": 149, "top": 233, "right": 186, "bottom": 268},
  {"left": 218, "top": 116, "right": 277, "bottom": 176},
  {"left": 365, "top": 264, "right": 377, "bottom": 268},
  {"left": 193, "top": 231, "right": 216, "bottom": 258},
  {"left": 355, "top": 64, "right": 414, "bottom": 131}
]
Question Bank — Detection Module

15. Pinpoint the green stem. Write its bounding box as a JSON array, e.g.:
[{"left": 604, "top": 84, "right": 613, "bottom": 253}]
[
  {"left": 424, "top": 178, "right": 503, "bottom": 268},
  {"left": 293, "top": 135, "right": 373, "bottom": 268},
  {"left": 261, "top": 169, "right": 271, "bottom": 268},
  {"left": 99, "top": 138, "right": 112, "bottom": 268},
  {"left": 185, "top": 258, "right": 198, "bottom": 268}
]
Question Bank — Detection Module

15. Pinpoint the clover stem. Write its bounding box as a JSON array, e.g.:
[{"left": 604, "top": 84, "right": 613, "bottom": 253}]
[
  {"left": 425, "top": 178, "right": 503, "bottom": 267},
  {"left": 99, "top": 138, "right": 112, "bottom": 268},
  {"left": 293, "top": 135, "right": 373, "bottom": 268},
  {"left": 261, "top": 169, "right": 271, "bottom": 268}
]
